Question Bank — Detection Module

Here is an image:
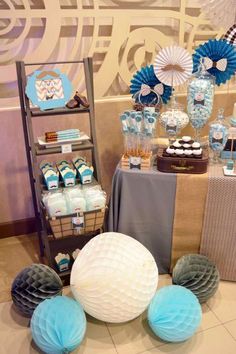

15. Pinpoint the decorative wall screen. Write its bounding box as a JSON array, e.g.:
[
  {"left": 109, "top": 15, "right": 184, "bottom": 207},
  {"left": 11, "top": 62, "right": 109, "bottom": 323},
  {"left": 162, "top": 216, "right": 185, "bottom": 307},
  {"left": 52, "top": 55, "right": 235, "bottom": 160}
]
[{"left": 0, "top": 0, "right": 227, "bottom": 107}]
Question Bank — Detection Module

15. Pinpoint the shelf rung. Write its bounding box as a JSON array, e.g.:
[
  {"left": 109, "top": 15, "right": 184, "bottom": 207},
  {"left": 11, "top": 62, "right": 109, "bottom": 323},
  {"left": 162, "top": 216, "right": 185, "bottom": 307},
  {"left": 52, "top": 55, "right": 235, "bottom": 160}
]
[
  {"left": 35, "top": 141, "right": 94, "bottom": 156},
  {"left": 30, "top": 106, "right": 90, "bottom": 117}
]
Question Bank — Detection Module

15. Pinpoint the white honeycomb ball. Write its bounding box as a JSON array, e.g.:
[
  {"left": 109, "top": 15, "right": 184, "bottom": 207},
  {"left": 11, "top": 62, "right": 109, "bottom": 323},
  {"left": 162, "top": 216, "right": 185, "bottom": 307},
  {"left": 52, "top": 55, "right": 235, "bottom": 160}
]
[{"left": 70, "top": 232, "right": 158, "bottom": 323}]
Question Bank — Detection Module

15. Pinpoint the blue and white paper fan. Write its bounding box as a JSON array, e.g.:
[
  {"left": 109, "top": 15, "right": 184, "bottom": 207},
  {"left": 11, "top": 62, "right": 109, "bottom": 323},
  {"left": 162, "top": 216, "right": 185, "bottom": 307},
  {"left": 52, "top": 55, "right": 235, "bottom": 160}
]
[
  {"left": 130, "top": 65, "right": 172, "bottom": 104},
  {"left": 193, "top": 39, "right": 236, "bottom": 85}
]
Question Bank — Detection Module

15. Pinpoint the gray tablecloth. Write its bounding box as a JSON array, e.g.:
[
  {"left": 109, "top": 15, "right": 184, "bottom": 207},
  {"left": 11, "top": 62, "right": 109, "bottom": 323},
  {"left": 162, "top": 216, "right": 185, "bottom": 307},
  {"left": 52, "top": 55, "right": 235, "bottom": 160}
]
[{"left": 108, "top": 167, "right": 177, "bottom": 273}]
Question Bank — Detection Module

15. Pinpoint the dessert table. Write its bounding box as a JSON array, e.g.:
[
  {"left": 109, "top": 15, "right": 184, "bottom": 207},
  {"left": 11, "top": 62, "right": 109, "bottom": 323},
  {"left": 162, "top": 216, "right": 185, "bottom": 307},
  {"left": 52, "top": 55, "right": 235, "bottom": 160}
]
[{"left": 108, "top": 163, "right": 236, "bottom": 280}]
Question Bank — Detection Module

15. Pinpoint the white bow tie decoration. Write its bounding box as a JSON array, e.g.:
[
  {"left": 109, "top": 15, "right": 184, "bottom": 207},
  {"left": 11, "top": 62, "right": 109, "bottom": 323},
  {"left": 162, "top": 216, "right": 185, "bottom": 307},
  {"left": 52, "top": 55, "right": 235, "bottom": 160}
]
[
  {"left": 140, "top": 83, "right": 164, "bottom": 96},
  {"left": 204, "top": 57, "right": 228, "bottom": 72}
]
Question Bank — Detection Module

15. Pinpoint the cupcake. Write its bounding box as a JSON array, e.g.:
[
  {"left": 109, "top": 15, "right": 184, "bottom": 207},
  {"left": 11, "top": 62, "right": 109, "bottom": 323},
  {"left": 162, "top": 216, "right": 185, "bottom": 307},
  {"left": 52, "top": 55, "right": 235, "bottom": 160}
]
[
  {"left": 184, "top": 149, "right": 193, "bottom": 157},
  {"left": 166, "top": 147, "right": 175, "bottom": 155},
  {"left": 172, "top": 141, "right": 182, "bottom": 148},
  {"left": 193, "top": 148, "right": 202, "bottom": 158},
  {"left": 175, "top": 149, "right": 184, "bottom": 156},
  {"left": 183, "top": 143, "right": 191, "bottom": 149},
  {"left": 192, "top": 142, "right": 201, "bottom": 149},
  {"left": 182, "top": 136, "right": 192, "bottom": 142}
]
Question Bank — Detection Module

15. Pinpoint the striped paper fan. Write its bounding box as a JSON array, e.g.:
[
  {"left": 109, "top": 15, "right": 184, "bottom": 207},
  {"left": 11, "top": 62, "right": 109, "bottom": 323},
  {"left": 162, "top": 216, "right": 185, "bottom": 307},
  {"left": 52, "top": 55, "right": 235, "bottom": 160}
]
[
  {"left": 224, "top": 24, "right": 236, "bottom": 46},
  {"left": 201, "top": 0, "right": 236, "bottom": 30},
  {"left": 154, "top": 46, "right": 193, "bottom": 86}
]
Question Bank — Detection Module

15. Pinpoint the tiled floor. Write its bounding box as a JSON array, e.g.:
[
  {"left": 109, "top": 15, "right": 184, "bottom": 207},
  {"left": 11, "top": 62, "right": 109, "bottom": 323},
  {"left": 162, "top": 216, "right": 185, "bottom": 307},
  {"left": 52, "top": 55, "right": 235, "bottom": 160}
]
[{"left": 1, "top": 235, "right": 236, "bottom": 353}]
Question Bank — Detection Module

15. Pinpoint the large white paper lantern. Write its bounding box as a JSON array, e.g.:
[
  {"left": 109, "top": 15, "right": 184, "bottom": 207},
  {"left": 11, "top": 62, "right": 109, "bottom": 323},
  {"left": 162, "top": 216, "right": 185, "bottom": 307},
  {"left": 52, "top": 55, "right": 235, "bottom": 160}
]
[{"left": 70, "top": 232, "right": 158, "bottom": 323}]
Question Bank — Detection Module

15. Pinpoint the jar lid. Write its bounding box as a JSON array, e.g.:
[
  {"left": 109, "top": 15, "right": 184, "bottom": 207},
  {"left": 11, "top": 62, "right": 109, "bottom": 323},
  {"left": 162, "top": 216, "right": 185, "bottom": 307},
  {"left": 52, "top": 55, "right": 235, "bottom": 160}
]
[{"left": 230, "top": 117, "right": 236, "bottom": 127}]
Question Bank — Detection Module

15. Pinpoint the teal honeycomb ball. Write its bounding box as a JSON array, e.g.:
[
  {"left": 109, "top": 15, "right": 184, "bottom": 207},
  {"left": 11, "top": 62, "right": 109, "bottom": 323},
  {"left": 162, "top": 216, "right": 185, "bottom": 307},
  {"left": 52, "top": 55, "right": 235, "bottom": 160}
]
[
  {"left": 172, "top": 254, "right": 220, "bottom": 303},
  {"left": 31, "top": 296, "right": 86, "bottom": 354},
  {"left": 148, "top": 285, "right": 202, "bottom": 342}
]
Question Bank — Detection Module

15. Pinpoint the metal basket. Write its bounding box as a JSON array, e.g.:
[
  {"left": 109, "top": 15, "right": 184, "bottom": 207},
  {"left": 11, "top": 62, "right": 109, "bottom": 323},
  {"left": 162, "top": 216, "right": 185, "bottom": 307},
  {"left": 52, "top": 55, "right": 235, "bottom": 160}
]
[{"left": 44, "top": 208, "right": 106, "bottom": 239}]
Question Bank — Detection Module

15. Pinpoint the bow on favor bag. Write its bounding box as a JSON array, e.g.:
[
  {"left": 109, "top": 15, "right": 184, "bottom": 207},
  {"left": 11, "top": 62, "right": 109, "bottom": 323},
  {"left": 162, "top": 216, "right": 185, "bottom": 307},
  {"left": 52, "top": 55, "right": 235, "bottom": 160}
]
[
  {"left": 140, "top": 83, "right": 164, "bottom": 96},
  {"left": 204, "top": 57, "right": 227, "bottom": 71}
]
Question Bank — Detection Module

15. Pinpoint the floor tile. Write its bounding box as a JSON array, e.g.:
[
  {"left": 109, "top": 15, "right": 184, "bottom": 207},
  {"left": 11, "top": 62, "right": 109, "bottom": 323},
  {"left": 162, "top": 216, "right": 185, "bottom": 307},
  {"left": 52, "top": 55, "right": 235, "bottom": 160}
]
[
  {"left": 107, "top": 311, "right": 162, "bottom": 354},
  {"left": 106, "top": 275, "right": 172, "bottom": 354},
  {"left": 224, "top": 320, "right": 236, "bottom": 340},
  {"left": 72, "top": 316, "right": 117, "bottom": 354},
  {"left": 198, "top": 303, "right": 221, "bottom": 332},
  {"left": 139, "top": 325, "right": 236, "bottom": 354},
  {"left": 0, "top": 234, "right": 40, "bottom": 303},
  {"left": 207, "top": 281, "right": 236, "bottom": 323}
]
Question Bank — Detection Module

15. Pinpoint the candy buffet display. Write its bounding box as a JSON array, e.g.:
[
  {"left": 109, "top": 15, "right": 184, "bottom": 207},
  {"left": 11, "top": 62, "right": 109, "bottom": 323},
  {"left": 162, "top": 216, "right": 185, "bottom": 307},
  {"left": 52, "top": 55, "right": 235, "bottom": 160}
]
[
  {"left": 187, "top": 59, "right": 215, "bottom": 142},
  {"left": 209, "top": 108, "right": 229, "bottom": 163},
  {"left": 156, "top": 136, "right": 209, "bottom": 174}
]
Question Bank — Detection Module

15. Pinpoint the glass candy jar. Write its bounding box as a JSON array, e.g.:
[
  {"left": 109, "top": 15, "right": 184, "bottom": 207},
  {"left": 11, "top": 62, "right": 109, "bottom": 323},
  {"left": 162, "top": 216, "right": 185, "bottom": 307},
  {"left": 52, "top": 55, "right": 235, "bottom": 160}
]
[
  {"left": 159, "top": 97, "right": 189, "bottom": 143},
  {"left": 209, "top": 108, "right": 229, "bottom": 164},
  {"left": 187, "top": 59, "right": 215, "bottom": 142}
]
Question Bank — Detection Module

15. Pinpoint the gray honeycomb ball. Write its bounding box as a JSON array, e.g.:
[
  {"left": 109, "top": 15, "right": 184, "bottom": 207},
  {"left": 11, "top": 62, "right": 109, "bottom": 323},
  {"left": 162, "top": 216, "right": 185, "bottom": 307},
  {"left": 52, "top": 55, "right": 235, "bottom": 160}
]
[
  {"left": 11, "top": 264, "right": 63, "bottom": 316},
  {"left": 172, "top": 254, "right": 220, "bottom": 303}
]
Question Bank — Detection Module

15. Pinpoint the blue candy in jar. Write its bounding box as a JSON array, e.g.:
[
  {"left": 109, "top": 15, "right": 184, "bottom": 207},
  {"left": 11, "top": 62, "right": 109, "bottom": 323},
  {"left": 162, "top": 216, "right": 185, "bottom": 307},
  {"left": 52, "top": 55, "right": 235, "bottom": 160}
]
[
  {"left": 187, "top": 59, "right": 215, "bottom": 141},
  {"left": 209, "top": 108, "right": 229, "bottom": 163}
]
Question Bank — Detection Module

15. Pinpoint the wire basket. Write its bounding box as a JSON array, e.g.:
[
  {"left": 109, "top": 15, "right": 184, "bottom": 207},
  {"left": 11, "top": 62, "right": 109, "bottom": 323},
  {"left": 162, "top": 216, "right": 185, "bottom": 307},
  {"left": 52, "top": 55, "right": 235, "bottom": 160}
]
[{"left": 44, "top": 208, "right": 106, "bottom": 239}]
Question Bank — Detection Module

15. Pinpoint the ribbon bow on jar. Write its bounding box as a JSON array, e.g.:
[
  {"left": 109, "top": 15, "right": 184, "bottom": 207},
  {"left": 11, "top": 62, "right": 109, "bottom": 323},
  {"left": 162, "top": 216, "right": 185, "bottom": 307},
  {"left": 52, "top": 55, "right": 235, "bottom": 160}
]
[{"left": 204, "top": 57, "right": 227, "bottom": 72}]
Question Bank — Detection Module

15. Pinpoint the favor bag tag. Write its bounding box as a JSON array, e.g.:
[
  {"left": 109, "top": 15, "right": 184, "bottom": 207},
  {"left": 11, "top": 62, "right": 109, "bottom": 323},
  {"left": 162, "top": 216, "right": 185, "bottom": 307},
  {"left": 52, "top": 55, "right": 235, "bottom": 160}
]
[{"left": 61, "top": 144, "right": 72, "bottom": 153}]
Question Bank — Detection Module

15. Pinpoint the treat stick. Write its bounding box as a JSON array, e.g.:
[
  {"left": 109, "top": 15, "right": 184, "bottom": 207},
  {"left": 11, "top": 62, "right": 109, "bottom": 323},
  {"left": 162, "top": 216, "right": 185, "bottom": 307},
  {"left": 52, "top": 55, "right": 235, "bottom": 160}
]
[
  {"left": 135, "top": 114, "right": 142, "bottom": 155},
  {"left": 120, "top": 113, "right": 129, "bottom": 156}
]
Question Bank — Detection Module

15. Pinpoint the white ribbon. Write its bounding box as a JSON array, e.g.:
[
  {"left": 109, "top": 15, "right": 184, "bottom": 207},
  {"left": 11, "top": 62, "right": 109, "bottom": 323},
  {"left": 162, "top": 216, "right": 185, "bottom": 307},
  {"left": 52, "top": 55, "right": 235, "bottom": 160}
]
[
  {"left": 204, "top": 57, "right": 227, "bottom": 72},
  {"left": 140, "top": 83, "right": 164, "bottom": 96}
]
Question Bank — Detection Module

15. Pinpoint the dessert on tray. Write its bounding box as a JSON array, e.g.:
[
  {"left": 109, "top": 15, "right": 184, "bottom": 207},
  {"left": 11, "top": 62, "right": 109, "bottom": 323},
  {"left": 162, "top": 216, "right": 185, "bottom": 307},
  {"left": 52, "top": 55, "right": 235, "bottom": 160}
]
[{"left": 157, "top": 136, "right": 209, "bottom": 174}]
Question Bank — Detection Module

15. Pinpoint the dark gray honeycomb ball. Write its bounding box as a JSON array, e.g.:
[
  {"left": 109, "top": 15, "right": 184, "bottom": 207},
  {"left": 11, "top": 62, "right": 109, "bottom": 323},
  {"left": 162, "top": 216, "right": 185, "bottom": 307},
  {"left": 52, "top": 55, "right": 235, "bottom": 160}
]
[
  {"left": 11, "top": 264, "right": 63, "bottom": 316},
  {"left": 172, "top": 254, "right": 220, "bottom": 303}
]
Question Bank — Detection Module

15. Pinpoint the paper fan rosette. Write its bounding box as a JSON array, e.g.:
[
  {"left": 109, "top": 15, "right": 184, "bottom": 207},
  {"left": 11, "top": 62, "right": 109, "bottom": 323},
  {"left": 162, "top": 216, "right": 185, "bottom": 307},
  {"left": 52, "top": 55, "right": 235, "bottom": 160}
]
[
  {"left": 154, "top": 46, "right": 193, "bottom": 86},
  {"left": 193, "top": 39, "right": 236, "bottom": 85},
  {"left": 130, "top": 65, "right": 172, "bottom": 105}
]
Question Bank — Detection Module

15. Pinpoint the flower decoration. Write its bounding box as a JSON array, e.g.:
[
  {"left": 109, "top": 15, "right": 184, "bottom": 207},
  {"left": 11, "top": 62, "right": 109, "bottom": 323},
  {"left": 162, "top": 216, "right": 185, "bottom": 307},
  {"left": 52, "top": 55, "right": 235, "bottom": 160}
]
[
  {"left": 130, "top": 65, "right": 172, "bottom": 105},
  {"left": 193, "top": 39, "right": 236, "bottom": 86},
  {"left": 154, "top": 45, "right": 193, "bottom": 87},
  {"left": 224, "top": 24, "right": 236, "bottom": 46}
]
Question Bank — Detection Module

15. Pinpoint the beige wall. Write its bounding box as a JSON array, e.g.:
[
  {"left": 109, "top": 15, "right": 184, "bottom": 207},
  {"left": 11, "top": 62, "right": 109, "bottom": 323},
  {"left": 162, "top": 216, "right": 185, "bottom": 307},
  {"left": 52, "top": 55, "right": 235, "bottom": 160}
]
[{"left": 1, "top": 92, "right": 236, "bottom": 223}]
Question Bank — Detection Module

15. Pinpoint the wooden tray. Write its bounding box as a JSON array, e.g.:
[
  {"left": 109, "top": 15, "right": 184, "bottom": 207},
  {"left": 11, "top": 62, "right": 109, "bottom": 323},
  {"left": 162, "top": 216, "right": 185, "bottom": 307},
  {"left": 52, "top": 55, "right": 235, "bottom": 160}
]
[
  {"left": 120, "top": 154, "right": 152, "bottom": 170},
  {"left": 156, "top": 149, "right": 209, "bottom": 174}
]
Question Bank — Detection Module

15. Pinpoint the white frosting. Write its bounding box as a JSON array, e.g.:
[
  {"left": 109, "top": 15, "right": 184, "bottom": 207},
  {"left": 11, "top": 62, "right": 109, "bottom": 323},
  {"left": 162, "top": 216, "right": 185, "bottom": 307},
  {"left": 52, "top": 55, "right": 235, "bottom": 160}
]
[
  {"left": 173, "top": 141, "right": 182, "bottom": 148},
  {"left": 192, "top": 142, "right": 201, "bottom": 148},
  {"left": 193, "top": 149, "right": 202, "bottom": 155},
  {"left": 182, "top": 136, "right": 191, "bottom": 142},
  {"left": 185, "top": 149, "right": 193, "bottom": 155},
  {"left": 166, "top": 147, "right": 175, "bottom": 154},
  {"left": 176, "top": 149, "right": 184, "bottom": 155},
  {"left": 183, "top": 143, "right": 191, "bottom": 148}
]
